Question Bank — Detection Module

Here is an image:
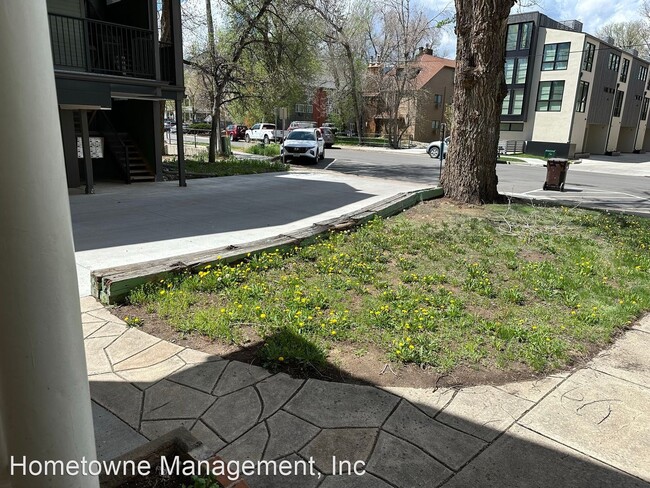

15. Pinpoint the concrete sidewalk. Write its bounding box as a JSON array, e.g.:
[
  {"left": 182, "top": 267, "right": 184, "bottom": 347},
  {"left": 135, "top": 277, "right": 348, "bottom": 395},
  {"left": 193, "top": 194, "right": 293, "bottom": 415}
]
[
  {"left": 71, "top": 170, "right": 429, "bottom": 296},
  {"left": 83, "top": 297, "right": 650, "bottom": 488},
  {"left": 507, "top": 153, "right": 650, "bottom": 177}
]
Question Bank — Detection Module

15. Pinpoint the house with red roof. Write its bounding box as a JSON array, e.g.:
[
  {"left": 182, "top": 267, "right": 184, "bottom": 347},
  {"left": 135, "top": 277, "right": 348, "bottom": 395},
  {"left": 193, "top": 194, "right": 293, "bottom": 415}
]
[{"left": 366, "top": 48, "right": 455, "bottom": 144}]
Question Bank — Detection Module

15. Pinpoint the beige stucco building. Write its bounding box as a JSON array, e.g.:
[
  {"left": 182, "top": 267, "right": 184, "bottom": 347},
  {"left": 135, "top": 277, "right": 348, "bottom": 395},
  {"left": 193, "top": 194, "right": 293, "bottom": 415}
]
[{"left": 501, "top": 12, "right": 650, "bottom": 157}]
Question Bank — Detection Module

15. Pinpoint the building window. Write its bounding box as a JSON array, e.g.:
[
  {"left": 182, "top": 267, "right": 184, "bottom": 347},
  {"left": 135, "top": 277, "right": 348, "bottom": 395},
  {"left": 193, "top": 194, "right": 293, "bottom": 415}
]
[
  {"left": 433, "top": 94, "right": 442, "bottom": 104},
  {"left": 500, "top": 122, "right": 524, "bottom": 131},
  {"left": 506, "top": 22, "right": 533, "bottom": 51},
  {"left": 620, "top": 59, "right": 630, "bottom": 82},
  {"left": 582, "top": 42, "right": 595, "bottom": 71},
  {"left": 504, "top": 57, "right": 528, "bottom": 84},
  {"left": 542, "top": 43, "right": 570, "bottom": 70},
  {"left": 502, "top": 88, "right": 525, "bottom": 115},
  {"left": 536, "top": 81, "right": 565, "bottom": 112},
  {"left": 639, "top": 65, "right": 648, "bottom": 81},
  {"left": 431, "top": 120, "right": 441, "bottom": 129},
  {"left": 608, "top": 53, "right": 621, "bottom": 71},
  {"left": 642, "top": 97, "right": 649, "bottom": 121},
  {"left": 613, "top": 90, "right": 624, "bottom": 117},
  {"left": 575, "top": 81, "right": 589, "bottom": 113},
  {"left": 295, "top": 103, "right": 313, "bottom": 114}
]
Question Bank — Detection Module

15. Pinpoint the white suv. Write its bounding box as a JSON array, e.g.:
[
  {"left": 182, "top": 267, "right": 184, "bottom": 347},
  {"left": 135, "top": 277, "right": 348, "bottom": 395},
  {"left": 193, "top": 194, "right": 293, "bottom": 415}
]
[{"left": 281, "top": 128, "right": 325, "bottom": 163}]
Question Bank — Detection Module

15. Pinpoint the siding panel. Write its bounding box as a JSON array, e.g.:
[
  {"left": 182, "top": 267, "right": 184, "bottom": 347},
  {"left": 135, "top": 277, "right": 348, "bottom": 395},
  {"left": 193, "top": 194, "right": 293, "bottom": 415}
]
[
  {"left": 621, "top": 59, "right": 648, "bottom": 127},
  {"left": 587, "top": 46, "right": 619, "bottom": 125}
]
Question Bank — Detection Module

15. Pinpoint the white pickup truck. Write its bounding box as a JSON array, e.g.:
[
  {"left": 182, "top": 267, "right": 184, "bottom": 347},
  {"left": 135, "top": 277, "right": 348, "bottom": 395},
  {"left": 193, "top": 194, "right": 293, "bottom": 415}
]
[{"left": 244, "top": 123, "right": 283, "bottom": 143}]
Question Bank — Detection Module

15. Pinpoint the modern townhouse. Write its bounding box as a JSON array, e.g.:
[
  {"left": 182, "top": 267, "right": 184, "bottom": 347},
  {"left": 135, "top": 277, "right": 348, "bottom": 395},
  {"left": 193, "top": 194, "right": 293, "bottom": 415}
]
[
  {"left": 500, "top": 12, "right": 650, "bottom": 158},
  {"left": 48, "top": 0, "right": 185, "bottom": 192}
]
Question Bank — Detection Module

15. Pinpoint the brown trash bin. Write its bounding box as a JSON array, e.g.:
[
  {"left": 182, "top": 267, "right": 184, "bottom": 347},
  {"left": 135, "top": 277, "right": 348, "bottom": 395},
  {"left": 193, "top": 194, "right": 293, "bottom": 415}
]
[{"left": 543, "top": 158, "right": 569, "bottom": 191}]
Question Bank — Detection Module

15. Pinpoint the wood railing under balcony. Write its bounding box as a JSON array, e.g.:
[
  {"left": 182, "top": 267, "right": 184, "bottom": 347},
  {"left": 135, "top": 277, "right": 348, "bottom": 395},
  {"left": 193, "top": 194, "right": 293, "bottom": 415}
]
[{"left": 48, "top": 13, "right": 175, "bottom": 82}]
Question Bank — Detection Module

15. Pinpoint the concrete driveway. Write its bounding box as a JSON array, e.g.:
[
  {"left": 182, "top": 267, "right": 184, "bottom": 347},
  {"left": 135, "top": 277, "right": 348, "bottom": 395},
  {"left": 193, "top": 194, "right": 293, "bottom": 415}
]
[{"left": 70, "top": 170, "right": 430, "bottom": 296}]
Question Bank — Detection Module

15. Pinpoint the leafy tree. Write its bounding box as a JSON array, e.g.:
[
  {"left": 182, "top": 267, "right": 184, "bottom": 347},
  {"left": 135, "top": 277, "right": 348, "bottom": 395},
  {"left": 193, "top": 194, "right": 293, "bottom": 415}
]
[
  {"left": 596, "top": 20, "right": 650, "bottom": 60},
  {"left": 313, "top": 0, "right": 372, "bottom": 141},
  {"left": 365, "top": 0, "right": 437, "bottom": 148},
  {"left": 184, "top": 0, "right": 322, "bottom": 162}
]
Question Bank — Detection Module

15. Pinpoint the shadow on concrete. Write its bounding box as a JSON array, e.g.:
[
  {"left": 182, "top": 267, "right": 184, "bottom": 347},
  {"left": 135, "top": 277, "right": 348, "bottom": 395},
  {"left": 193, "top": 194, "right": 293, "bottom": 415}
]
[
  {"left": 87, "top": 328, "right": 650, "bottom": 488},
  {"left": 70, "top": 174, "right": 373, "bottom": 252}
]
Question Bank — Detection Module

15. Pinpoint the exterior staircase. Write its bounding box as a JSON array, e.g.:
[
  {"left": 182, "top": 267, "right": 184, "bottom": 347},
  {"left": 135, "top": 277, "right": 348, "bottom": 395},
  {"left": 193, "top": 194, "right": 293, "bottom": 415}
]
[
  {"left": 74, "top": 110, "right": 156, "bottom": 183},
  {"left": 103, "top": 132, "right": 156, "bottom": 183}
]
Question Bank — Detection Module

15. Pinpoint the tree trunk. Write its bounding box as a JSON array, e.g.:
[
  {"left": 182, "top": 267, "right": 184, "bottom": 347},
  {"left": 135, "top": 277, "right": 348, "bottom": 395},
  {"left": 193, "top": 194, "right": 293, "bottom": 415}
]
[
  {"left": 209, "top": 101, "right": 219, "bottom": 164},
  {"left": 343, "top": 42, "right": 364, "bottom": 143},
  {"left": 441, "top": 0, "right": 514, "bottom": 204}
]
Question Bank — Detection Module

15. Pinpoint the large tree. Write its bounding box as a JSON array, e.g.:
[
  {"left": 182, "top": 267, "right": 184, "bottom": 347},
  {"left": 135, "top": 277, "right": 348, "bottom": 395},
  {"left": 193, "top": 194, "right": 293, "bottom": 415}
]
[
  {"left": 313, "top": 0, "right": 371, "bottom": 142},
  {"left": 366, "top": 0, "right": 436, "bottom": 148},
  {"left": 596, "top": 20, "right": 650, "bottom": 60},
  {"left": 441, "top": 0, "right": 514, "bottom": 204},
  {"left": 184, "top": 0, "right": 321, "bottom": 162}
]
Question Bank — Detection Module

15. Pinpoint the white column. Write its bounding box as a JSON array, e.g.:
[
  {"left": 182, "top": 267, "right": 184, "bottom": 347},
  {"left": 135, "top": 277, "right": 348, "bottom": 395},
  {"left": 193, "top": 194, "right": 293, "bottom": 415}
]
[{"left": 0, "top": 2, "right": 99, "bottom": 487}]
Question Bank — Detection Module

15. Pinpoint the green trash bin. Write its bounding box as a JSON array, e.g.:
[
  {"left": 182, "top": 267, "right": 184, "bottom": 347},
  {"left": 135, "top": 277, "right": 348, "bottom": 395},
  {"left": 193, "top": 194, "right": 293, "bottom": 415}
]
[
  {"left": 543, "top": 158, "right": 569, "bottom": 191},
  {"left": 220, "top": 135, "right": 232, "bottom": 156},
  {"left": 544, "top": 149, "right": 556, "bottom": 158}
]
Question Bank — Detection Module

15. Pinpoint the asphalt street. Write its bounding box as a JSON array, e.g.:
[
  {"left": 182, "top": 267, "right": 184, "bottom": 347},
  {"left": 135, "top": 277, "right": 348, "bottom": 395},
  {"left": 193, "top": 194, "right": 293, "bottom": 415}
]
[
  {"left": 314, "top": 147, "right": 650, "bottom": 215},
  {"left": 167, "top": 134, "right": 650, "bottom": 215}
]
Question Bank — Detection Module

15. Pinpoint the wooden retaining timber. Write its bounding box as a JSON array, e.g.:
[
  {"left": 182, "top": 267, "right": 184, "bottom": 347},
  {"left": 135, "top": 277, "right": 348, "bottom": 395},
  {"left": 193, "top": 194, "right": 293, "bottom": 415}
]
[{"left": 91, "top": 187, "right": 444, "bottom": 304}]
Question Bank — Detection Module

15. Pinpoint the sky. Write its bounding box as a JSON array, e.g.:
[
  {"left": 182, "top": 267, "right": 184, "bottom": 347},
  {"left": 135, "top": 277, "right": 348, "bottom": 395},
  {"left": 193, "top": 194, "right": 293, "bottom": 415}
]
[
  {"left": 181, "top": 0, "right": 646, "bottom": 59},
  {"left": 436, "top": 0, "right": 647, "bottom": 58}
]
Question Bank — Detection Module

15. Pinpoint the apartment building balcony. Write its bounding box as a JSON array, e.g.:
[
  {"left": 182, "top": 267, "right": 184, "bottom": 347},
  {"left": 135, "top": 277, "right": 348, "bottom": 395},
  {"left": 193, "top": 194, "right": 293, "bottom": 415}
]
[{"left": 48, "top": 13, "right": 175, "bottom": 83}]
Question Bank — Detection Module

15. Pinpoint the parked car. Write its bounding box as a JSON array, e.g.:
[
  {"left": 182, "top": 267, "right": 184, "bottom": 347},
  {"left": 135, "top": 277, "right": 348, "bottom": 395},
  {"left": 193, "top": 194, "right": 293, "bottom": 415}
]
[
  {"left": 427, "top": 136, "right": 450, "bottom": 158},
  {"left": 245, "top": 123, "right": 282, "bottom": 143},
  {"left": 319, "top": 127, "right": 335, "bottom": 148},
  {"left": 281, "top": 128, "right": 325, "bottom": 163},
  {"left": 321, "top": 122, "right": 338, "bottom": 134},
  {"left": 225, "top": 124, "right": 248, "bottom": 141},
  {"left": 288, "top": 120, "right": 317, "bottom": 131}
]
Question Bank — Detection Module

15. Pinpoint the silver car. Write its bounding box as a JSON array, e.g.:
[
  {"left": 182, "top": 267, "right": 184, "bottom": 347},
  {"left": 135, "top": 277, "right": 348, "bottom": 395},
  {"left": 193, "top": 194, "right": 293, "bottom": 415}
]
[
  {"left": 319, "top": 127, "right": 335, "bottom": 148},
  {"left": 281, "top": 129, "right": 325, "bottom": 163},
  {"left": 427, "top": 136, "right": 450, "bottom": 158}
]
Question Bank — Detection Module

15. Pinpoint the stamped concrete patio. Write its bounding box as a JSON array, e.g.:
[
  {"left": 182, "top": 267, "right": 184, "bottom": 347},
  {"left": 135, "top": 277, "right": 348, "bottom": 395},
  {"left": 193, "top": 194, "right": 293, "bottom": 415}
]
[{"left": 81, "top": 297, "right": 650, "bottom": 488}]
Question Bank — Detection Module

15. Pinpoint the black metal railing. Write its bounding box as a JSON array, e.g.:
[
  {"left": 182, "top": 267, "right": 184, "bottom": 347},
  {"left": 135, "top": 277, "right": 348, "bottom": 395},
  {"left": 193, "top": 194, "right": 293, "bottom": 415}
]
[{"left": 48, "top": 13, "right": 174, "bottom": 81}]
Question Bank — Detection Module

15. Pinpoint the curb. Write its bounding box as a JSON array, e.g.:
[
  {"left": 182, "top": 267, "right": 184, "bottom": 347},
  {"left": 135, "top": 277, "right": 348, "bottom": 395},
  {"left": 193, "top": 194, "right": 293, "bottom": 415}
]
[
  {"left": 504, "top": 193, "right": 650, "bottom": 217},
  {"left": 91, "top": 187, "right": 444, "bottom": 304}
]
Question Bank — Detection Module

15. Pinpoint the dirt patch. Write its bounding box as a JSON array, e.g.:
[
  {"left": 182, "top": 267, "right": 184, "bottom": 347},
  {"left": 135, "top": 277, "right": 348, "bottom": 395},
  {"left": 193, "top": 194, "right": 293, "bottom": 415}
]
[
  {"left": 518, "top": 249, "right": 551, "bottom": 262},
  {"left": 404, "top": 199, "right": 485, "bottom": 223}
]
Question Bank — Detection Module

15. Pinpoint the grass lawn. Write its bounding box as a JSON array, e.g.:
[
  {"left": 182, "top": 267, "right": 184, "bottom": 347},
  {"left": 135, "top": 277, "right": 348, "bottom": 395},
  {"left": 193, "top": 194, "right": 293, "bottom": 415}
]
[
  {"left": 164, "top": 156, "right": 288, "bottom": 177},
  {"left": 125, "top": 201, "right": 650, "bottom": 378}
]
